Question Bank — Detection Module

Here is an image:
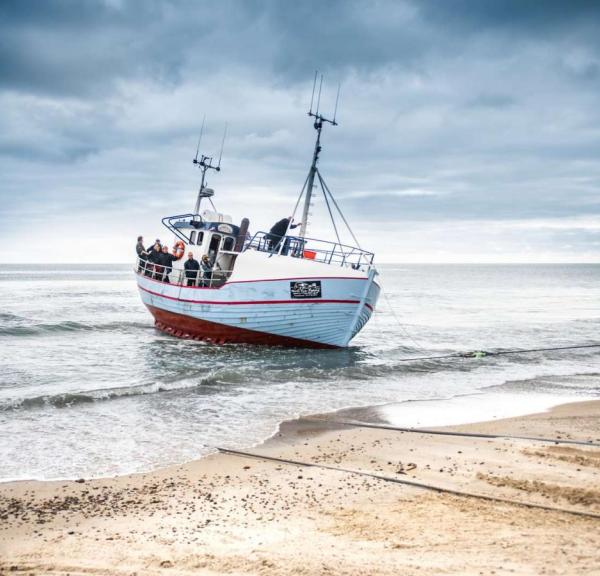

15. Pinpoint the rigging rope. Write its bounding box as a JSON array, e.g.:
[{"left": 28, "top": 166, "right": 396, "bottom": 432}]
[
  {"left": 286, "top": 171, "right": 311, "bottom": 237},
  {"left": 317, "top": 170, "right": 343, "bottom": 250},
  {"left": 317, "top": 169, "right": 363, "bottom": 250}
]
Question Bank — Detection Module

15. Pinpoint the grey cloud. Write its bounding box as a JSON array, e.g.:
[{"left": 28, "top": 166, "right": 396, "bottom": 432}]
[
  {"left": 0, "top": 0, "right": 599, "bottom": 262},
  {"left": 466, "top": 94, "right": 516, "bottom": 109},
  {"left": 418, "top": 1, "right": 600, "bottom": 34},
  {"left": 0, "top": 1, "right": 221, "bottom": 96},
  {"left": 3, "top": 1, "right": 600, "bottom": 100}
]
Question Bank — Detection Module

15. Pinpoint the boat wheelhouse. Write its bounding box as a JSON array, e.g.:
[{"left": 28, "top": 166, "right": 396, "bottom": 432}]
[{"left": 135, "top": 99, "right": 380, "bottom": 348}]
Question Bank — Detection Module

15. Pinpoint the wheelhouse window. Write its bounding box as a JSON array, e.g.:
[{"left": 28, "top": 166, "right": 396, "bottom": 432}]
[
  {"left": 223, "top": 237, "right": 234, "bottom": 251},
  {"left": 190, "top": 231, "right": 196, "bottom": 244},
  {"left": 197, "top": 232, "right": 204, "bottom": 245},
  {"left": 208, "top": 234, "right": 221, "bottom": 257}
]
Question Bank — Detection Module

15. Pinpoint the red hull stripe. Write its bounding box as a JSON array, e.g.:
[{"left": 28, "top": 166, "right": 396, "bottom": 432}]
[
  {"left": 137, "top": 272, "right": 368, "bottom": 290},
  {"left": 147, "top": 305, "right": 339, "bottom": 349},
  {"left": 139, "top": 285, "right": 361, "bottom": 306}
]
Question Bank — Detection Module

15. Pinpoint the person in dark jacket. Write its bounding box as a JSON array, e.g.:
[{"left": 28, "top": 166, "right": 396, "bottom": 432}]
[
  {"left": 147, "top": 241, "right": 161, "bottom": 260},
  {"left": 158, "top": 245, "right": 179, "bottom": 283},
  {"left": 136, "top": 236, "right": 149, "bottom": 272},
  {"left": 184, "top": 252, "right": 200, "bottom": 286},
  {"left": 135, "top": 236, "right": 148, "bottom": 258},
  {"left": 200, "top": 255, "right": 214, "bottom": 287},
  {"left": 266, "top": 216, "right": 301, "bottom": 252},
  {"left": 146, "top": 241, "right": 162, "bottom": 278}
]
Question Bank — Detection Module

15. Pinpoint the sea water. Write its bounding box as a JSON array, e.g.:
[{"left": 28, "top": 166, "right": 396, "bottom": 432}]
[{"left": 0, "top": 263, "right": 598, "bottom": 480}]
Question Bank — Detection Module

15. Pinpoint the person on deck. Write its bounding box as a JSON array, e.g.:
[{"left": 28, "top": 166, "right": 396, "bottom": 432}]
[
  {"left": 266, "top": 216, "right": 301, "bottom": 252},
  {"left": 147, "top": 241, "right": 162, "bottom": 278},
  {"left": 158, "top": 245, "right": 179, "bottom": 283},
  {"left": 136, "top": 236, "right": 149, "bottom": 272},
  {"left": 200, "top": 255, "right": 214, "bottom": 287},
  {"left": 184, "top": 252, "right": 200, "bottom": 286}
]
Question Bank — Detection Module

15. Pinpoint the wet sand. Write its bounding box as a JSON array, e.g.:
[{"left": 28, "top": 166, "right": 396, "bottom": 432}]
[{"left": 1, "top": 399, "right": 599, "bottom": 575}]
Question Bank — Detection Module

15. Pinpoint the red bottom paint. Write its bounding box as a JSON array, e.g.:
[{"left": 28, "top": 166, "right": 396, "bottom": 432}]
[{"left": 147, "top": 305, "right": 339, "bottom": 349}]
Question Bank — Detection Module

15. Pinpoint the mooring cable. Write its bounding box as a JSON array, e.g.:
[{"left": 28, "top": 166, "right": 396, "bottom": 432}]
[
  {"left": 319, "top": 419, "right": 600, "bottom": 447},
  {"left": 396, "top": 343, "right": 600, "bottom": 363},
  {"left": 381, "top": 287, "right": 600, "bottom": 362},
  {"left": 217, "top": 447, "right": 600, "bottom": 520},
  {"left": 378, "top": 287, "right": 600, "bottom": 363},
  {"left": 380, "top": 289, "right": 429, "bottom": 354}
]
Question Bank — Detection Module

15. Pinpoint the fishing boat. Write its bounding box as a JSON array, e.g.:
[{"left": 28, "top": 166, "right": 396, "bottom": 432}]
[{"left": 135, "top": 96, "right": 380, "bottom": 348}]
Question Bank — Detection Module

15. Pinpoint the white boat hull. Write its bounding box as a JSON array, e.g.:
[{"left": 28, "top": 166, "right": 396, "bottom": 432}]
[{"left": 136, "top": 252, "right": 379, "bottom": 348}]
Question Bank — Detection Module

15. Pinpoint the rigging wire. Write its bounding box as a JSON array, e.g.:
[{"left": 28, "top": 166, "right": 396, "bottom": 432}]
[
  {"left": 317, "top": 169, "right": 362, "bottom": 250},
  {"left": 287, "top": 172, "right": 311, "bottom": 236},
  {"left": 317, "top": 171, "right": 343, "bottom": 250}
]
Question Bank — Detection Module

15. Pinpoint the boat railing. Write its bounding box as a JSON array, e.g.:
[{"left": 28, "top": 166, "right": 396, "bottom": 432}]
[
  {"left": 161, "top": 213, "right": 202, "bottom": 243},
  {"left": 134, "top": 258, "right": 231, "bottom": 289},
  {"left": 244, "top": 231, "right": 375, "bottom": 270}
]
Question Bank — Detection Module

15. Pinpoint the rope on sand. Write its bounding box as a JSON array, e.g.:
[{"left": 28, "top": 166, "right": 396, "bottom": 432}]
[
  {"left": 320, "top": 420, "right": 600, "bottom": 448},
  {"left": 216, "top": 447, "right": 600, "bottom": 521}
]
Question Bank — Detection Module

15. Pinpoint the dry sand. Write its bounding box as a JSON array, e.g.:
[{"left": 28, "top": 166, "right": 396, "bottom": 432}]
[{"left": 1, "top": 399, "right": 600, "bottom": 575}]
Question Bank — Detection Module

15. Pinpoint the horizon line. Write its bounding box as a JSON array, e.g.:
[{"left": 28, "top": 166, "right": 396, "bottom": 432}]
[{"left": 1, "top": 261, "right": 599, "bottom": 266}]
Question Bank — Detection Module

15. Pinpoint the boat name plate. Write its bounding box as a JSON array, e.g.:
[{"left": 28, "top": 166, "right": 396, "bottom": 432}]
[{"left": 290, "top": 281, "right": 322, "bottom": 299}]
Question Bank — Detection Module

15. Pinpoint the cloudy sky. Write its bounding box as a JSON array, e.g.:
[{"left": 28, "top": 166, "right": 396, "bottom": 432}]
[{"left": 1, "top": 0, "right": 599, "bottom": 263}]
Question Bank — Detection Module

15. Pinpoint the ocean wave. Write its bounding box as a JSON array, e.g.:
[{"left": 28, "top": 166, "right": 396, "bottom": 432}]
[
  {"left": 0, "top": 357, "right": 481, "bottom": 414},
  {"left": 3, "top": 345, "right": 598, "bottom": 413},
  {"left": 481, "top": 372, "right": 600, "bottom": 395},
  {"left": 0, "top": 312, "right": 25, "bottom": 322},
  {"left": 0, "top": 364, "right": 259, "bottom": 412},
  {"left": 0, "top": 320, "right": 152, "bottom": 337}
]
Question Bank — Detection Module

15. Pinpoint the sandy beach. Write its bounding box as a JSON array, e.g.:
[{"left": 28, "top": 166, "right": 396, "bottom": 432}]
[{"left": 1, "top": 399, "right": 599, "bottom": 575}]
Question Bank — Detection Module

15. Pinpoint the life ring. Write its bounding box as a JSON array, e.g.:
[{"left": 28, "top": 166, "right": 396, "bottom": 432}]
[{"left": 172, "top": 240, "right": 185, "bottom": 260}]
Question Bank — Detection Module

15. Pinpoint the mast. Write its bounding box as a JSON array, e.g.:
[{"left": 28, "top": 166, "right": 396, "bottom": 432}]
[
  {"left": 298, "top": 74, "right": 339, "bottom": 238},
  {"left": 299, "top": 120, "right": 322, "bottom": 238}
]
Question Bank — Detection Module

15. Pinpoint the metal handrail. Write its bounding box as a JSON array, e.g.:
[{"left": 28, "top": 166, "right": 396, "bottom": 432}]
[
  {"left": 135, "top": 257, "right": 232, "bottom": 289},
  {"left": 244, "top": 231, "right": 374, "bottom": 270},
  {"left": 161, "top": 213, "right": 203, "bottom": 243}
]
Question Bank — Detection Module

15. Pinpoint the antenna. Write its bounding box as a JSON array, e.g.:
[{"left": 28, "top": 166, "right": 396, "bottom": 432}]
[
  {"left": 194, "top": 115, "right": 205, "bottom": 164},
  {"left": 306, "top": 74, "right": 340, "bottom": 128},
  {"left": 191, "top": 116, "right": 227, "bottom": 216},
  {"left": 315, "top": 74, "right": 323, "bottom": 116},
  {"left": 333, "top": 82, "right": 341, "bottom": 124},
  {"left": 217, "top": 123, "right": 228, "bottom": 169},
  {"left": 309, "top": 70, "right": 318, "bottom": 115}
]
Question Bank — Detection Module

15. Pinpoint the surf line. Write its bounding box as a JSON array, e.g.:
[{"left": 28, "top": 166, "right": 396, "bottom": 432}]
[
  {"left": 217, "top": 447, "right": 600, "bottom": 521},
  {"left": 314, "top": 420, "right": 600, "bottom": 448}
]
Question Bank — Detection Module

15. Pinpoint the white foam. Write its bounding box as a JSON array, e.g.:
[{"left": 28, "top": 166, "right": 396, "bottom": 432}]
[{"left": 376, "top": 391, "right": 595, "bottom": 428}]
